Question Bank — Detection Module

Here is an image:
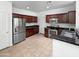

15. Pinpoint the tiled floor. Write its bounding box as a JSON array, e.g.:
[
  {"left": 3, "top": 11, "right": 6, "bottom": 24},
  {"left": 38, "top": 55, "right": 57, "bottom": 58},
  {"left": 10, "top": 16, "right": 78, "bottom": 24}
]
[{"left": 0, "top": 34, "right": 52, "bottom": 57}]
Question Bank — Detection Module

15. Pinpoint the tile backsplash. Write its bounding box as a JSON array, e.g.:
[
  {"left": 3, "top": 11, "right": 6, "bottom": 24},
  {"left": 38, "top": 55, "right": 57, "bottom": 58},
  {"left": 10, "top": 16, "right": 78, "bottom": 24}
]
[
  {"left": 26, "top": 23, "right": 38, "bottom": 26},
  {"left": 58, "top": 23, "right": 75, "bottom": 28},
  {"left": 47, "top": 22, "right": 75, "bottom": 28}
]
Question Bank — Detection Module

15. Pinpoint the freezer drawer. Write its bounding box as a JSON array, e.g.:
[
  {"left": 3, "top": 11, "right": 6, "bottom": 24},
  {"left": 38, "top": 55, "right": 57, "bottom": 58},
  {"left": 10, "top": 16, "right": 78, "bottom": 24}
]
[{"left": 13, "top": 32, "right": 25, "bottom": 45}]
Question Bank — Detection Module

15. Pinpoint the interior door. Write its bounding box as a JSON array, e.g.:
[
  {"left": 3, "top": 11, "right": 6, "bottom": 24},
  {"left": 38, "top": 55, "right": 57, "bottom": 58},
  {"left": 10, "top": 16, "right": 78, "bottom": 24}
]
[{"left": 0, "top": 12, "right": 12, "bottom": 50}]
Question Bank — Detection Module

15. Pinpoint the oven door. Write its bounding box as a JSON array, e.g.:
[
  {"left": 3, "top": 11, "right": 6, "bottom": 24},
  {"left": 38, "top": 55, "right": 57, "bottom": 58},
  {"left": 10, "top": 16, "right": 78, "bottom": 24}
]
[{"left": 49, "top": 29, "right": 58, "bottom": 38}]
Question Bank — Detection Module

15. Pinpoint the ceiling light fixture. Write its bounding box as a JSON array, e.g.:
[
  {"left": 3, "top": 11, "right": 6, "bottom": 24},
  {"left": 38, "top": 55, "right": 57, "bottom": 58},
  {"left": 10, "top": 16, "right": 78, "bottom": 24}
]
[
  {"left": 47, "top": 1, "right": 52, "bottom": 4},
  {"left": 26, "top": 6, "right": 30, "bottom": 9},
  {"left": 46, "top": 1, "right": 52, "bottom": 9},
  {"left": 46, "top": 6, "right": 49, "bottom": 9}
]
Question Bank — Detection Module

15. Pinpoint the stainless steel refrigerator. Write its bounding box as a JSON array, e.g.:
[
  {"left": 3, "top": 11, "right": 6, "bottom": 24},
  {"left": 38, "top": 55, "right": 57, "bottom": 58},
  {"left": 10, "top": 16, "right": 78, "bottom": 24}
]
[{"left": 12, "top": 17, "right": 26, "bottom": 45}]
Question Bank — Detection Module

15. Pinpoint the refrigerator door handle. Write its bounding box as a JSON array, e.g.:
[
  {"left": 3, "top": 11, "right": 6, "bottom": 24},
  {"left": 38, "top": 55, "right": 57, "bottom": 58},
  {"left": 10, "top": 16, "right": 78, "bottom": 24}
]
[{"left": 15, "top": 28, "right": 17, "bottom": 32}]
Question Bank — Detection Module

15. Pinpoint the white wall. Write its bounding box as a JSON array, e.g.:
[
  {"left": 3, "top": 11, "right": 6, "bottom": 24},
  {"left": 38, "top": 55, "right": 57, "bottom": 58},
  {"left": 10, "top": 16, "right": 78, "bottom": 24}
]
[
  {"left": 0, "top": 2, "right": 12, "bottom": 50},
  {"left": 13, "top": 7, "right": 38, "bottom": 26},
  {"left": 37, "top": 3, "right": 76, "bottom": 34},
  {"left": 76, "top": 1, "right": 79, "bottom": 29}
]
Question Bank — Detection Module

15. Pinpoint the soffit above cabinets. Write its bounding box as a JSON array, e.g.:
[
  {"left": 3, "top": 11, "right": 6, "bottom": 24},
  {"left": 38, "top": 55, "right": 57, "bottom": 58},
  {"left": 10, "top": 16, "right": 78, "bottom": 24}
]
[{"left": 12, "top": 1, "right": 76, "bottom": 12}]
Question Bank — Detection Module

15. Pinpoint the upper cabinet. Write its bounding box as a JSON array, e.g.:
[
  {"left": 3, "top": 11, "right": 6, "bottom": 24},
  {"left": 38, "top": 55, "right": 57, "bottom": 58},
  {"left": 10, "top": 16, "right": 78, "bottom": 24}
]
[
  {"left": 13, "top": 13, "right": 38, "bottom": 23},
  {"left": 46, "top": 11, "right": 76, "bottom": 24},
  {"left": 46, "top": 15, "right": 50, "bottom": 23},
  {"left": 46, "top": 14, "right": 57, "bottom": 23},
  {"left": 13, "top": 13, "right": 24, "bottom": 18},
  {"left": 68, "top": 11, "right": 76, "bottom": 24},
  {"left": 46, "top": 13, "right": 68, "bottom": 23},
  {"left": 57, "top": 13, "right": 68, "bottom": 23},
  {"left": 24, "top": 16, "right": 31, "bottom": 23},
  {"left": 24, "top": 16, "right": 37, "bottom": 23}
]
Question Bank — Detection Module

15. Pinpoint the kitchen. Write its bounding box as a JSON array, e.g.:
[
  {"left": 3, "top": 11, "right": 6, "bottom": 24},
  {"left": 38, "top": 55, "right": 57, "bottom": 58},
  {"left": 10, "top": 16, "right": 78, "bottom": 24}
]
[
  {"left": 0, "top": 1, "right": 79, "bottom": 57},
  {"left": 45, "top": 11, "right": 76, "bottom": 44}
]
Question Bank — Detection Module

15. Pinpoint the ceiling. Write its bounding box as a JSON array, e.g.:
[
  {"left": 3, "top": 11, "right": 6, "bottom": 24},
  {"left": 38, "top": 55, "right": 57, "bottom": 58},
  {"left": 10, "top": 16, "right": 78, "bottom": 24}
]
[{"left": 12, "top": 1, "right": 76, "bottom": 12}]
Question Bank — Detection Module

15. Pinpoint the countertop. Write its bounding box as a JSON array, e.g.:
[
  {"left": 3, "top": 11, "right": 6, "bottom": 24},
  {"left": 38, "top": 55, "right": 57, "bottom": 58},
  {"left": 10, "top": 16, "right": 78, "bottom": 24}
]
[
  {"left": 46, "top": 26, "right": 75, "bottom": 31},
  {"left": 47, "top": 26, "right": 69, "bottom": 29},
  {"left": 26, "top": 25, "right": 39, "bottom": 29}
]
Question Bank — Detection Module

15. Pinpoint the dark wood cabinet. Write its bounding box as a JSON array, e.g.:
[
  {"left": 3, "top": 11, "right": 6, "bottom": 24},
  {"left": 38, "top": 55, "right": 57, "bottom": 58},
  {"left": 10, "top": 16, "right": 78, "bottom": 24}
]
[
  {"left": 44, "top": 28, "right": 49, "bottom": 37},
  {"left": 24, "top": 16, "right": 37, "bottom": 23},
  {"left": 57, "top": 13, "right": 68, "bottom": 23},
  {"left": 46, "top": 13, "right": 68, "bottom": 23},
  {"left": 29, "top": 29, "right": 33, "bottom": 36},
  {"left": 13, "top": 13, "right": 38, "bottom": 23},
  {"left": 68, "top": 11, "right": 76, "bottom": 24},
  {"left": 46, "top": 11, "right": 76, "bottom": 24},
  {"left": 46, "top": 15, "right": 57, "bottom": 23},
  {"left": 34, "top": 17, "right": 37, "bottom": 22},
  {"left": 13, "top": 13, "right": 24, "bottom": 18},
  {"left": 26, "top": 27, "right": 39, "bottom": 38},
  {"left": 26, "top": 29, "right": 30, "bottom": 37},
  {"left": 25, "top": 16, "right": 32, "bottom": 23},
  {"left": 32, "top": 16, "right": 37, "bottom": 23},
  {"left": 46, "top": 15, "right": 50, "bottom": 23},
  {"left": 33, "top": 27, "right": 39, "bottom": 34}
]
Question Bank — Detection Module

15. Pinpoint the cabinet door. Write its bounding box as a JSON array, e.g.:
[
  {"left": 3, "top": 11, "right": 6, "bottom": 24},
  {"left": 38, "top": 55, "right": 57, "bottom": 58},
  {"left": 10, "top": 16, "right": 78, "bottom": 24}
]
[
  {"left": 46, "top": 15, "right": 50, "bottom": 23},
  {"left": 26, "top": 29, "right": 30, "bottom": 37},
  {"left": 33, "top": 28, "right": 39, "bottom": 34},
  {"left": 58, "top": 14, "right": 64, "bottom": 23},
  {"left": 26, "top": 29, "right": 33, "bottom": 37},
  {"left": 29, "top": 29, "right": 34, "bottom": 36},
  {"left": 13, "top": 13, "right": 24, "bottom": 18},
  {"left": 25, "top": 16, "right": 37, "bottom": 23},
  {"left": 32, "top": 16, "right": 35, "bottom": 23},
  {"left": 26, "top": 27, "right": 39, "bottom": 38},
  {"left": 46, "top": 14, "right": 67, "bottom": 23},
  {"left": 57, "top": 13, "right": 68, "bottom": 23},
  {"left": 28, "top": 16, "right": 32, "bottom": 23},
  {"left": 25, "top": 16, "right": 31, "bottom": 23},
  {"left": 36, "top": 27, "right": 39, "bottom": 33},
  {"left": 68, "top": 11, "right": 76, "bottom": 24},
  {"left": 31, "top": 16, "right": 34, "bottom": 22},
  {"left": 44, "top": 28, "right": 49, "bottom": 37},
  {"left": 24, "top": 16, "right": 28, "bottom": 23},
  {"left": 34, "top": 17, "right": 37, "bottom": 22}
]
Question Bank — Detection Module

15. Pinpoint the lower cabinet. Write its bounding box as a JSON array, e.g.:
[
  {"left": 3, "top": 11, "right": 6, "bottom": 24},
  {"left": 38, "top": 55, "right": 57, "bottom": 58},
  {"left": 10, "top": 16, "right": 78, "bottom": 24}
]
[
  {"left": 26, "top": 27, "right": 39, "bottom": 38},
  {"left": 44, "top": 28, "right": 49, "bottom": 37}
]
